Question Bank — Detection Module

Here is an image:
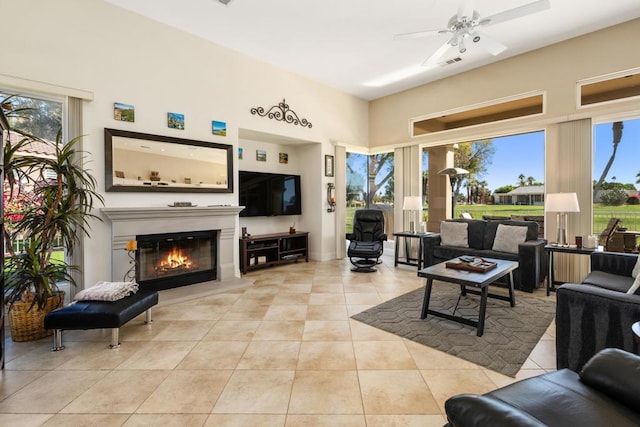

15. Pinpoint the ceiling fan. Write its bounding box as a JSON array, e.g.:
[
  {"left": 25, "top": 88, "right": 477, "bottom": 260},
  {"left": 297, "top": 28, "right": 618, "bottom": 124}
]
[{"left": 396, "top": 0, "right": 550, "bottom": 66}]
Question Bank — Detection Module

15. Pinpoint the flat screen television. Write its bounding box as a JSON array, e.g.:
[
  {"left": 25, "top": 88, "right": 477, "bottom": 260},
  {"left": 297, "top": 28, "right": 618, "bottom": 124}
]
[{"left": 239, "top": 171, "right": 302, "bottom": 217}]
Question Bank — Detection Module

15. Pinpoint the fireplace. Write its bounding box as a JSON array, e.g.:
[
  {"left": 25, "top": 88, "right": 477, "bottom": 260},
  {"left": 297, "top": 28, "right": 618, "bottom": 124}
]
[
  {"left": 136, "top": 230, "right": 217, "bottom": 291},
  {"left": 102, "top": 206, "right": 244, "bottom": 291}
]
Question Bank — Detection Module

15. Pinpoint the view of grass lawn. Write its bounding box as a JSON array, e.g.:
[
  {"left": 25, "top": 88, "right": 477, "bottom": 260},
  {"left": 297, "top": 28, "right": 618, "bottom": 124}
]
[{"left": 3, "top": 249, "right": 65, "bottom": 275}]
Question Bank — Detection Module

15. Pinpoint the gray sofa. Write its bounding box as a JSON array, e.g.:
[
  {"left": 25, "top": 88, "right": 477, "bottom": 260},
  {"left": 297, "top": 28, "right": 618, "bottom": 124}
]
[
  {"left": 421, "top": 219, "right": 547, "bottom": 292},
  {"left": 556, "top": 251, "right": 640, "bottom": 372}
]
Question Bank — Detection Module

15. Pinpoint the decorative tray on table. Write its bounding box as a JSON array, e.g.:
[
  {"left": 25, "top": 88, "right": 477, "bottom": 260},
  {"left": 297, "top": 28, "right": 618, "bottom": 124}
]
[{"left": 445, "top": 256, "right": 497, "bottom": 273}]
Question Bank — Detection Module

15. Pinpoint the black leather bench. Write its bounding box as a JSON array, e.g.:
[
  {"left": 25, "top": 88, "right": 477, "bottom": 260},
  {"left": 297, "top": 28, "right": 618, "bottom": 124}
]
[{"left": 44, "top": 290, "right": 159, "bottom": 350}]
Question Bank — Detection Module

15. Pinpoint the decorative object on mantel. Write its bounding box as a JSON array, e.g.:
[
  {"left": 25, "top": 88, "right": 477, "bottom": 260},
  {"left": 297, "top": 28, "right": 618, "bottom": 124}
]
[
  {"left": 149, "top": 171, "right": 161, "bottom": 181},
  {"left": 169, "top": 202, "right": 195, "bottom": 207},
  {"left": 250, "top": 98, "right": 312, "bottom": 128},
  {"left": 327, "top": 183, "right": 336, "bottom": 212},
  {"left": 256, "top": 150, "right": 267, "bottom": 162},
  {"left": 123, "top": 240, "right": 138, "bottom": 282},
  {"left": 289, "top": 222, "right": 296, "bottom": 234}
]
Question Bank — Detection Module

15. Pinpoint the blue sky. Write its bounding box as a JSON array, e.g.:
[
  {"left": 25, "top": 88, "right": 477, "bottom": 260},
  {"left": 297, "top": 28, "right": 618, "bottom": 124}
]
[
  {"left": 464, "top": 117, "right": 640, "bottom": 191},
  {"left": 594, "top": 118, "right": 640, "bottom": 186},
  {"left": 480, "top": 131, "right": 545, "bottom": 190}
]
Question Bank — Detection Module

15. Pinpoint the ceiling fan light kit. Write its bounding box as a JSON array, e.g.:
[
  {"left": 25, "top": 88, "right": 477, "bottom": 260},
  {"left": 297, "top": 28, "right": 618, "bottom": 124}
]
[{"left": 396, "top": 0, "right": 550, "bottom": 66}]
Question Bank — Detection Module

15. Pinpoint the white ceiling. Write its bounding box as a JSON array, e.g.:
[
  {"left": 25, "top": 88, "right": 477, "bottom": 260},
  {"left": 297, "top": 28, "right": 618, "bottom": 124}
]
[{"left": 104, "top": 0, "right": 640, "bottom": 101}]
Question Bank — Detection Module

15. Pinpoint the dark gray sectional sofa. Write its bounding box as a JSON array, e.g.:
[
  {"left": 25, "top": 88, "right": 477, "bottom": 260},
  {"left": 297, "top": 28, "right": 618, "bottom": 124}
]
[{"left": 421, "top": 218, "right": 547, "bottom": 292}]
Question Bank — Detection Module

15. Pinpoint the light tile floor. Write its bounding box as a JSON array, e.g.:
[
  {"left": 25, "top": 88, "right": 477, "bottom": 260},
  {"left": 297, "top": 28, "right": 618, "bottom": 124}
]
[{"left": 0, "top": 254, "right": 556, "bottom": 426}]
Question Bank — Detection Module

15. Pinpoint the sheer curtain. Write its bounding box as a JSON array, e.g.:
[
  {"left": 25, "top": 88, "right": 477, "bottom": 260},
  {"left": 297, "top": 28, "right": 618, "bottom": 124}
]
[
  {"left": 66, "top": 96, "right": 85, "bottom": 298},
  {"left": 546, "top": 118, "right": 593, "bottom": 282}
]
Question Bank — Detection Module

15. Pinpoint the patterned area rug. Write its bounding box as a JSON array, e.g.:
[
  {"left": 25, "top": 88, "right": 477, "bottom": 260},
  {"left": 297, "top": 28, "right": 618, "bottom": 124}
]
[{"left": 352, "top": 284, "right": 555, "bottom": 377}]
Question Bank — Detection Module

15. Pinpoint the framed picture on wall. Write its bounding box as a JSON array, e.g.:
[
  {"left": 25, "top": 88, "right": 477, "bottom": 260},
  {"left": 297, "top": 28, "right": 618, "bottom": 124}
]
[{"left": 325, "top": 155, "right": 334, "bottom": 177}]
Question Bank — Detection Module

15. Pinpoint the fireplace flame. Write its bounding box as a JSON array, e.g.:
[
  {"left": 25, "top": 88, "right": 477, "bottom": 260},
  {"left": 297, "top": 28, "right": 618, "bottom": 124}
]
[{"left": 157, "top": 246, "right": 193, "bottom": 272}]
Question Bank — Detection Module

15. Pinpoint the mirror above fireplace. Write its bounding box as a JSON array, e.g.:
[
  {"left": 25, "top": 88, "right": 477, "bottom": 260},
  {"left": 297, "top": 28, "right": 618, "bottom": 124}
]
[{"left": 104, "top": 128, "right": 233, "bottom": 193}]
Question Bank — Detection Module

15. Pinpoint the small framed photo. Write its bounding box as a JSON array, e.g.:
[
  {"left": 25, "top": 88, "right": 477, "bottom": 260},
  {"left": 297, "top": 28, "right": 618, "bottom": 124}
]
[
  {"left": 238, "top": 147, "right": 243, "bottom": 160},
  {"left": 256, "top": 149, "right": 267, "bottom": 162},
  {"left": 212, "top": 120, "right": 227, "bottom": 136},
  {"left": 325, "top": 155, "right": 334, "bottom": 177},
  {"left": 114, "top": 102, "right": 134, "bottom": 122},
  {"left": 279, "top": 152, "right": 288, "bottom": 164},
  {"left": 114, "top": 170, "right": 125, "bottom": 178},
  {"left": 167, "top": 112, "right": 185, "bottom": 129}
]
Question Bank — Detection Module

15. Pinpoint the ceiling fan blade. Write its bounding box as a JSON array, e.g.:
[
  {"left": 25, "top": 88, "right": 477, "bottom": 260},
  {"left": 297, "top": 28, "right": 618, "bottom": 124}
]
[
  {"left": 476, "top": 32, "right": 507, "bottom": 56},
  {"left": 422, "top": 40, "right": 453, "bottom": 66},
  {"left": 394, "top": 29, "right": 448, "bottom": 40},
  {"left": 457, "top": 0, "right": 475, "bottom": 21},
  {"left": 479, "top": 0, "right": 550, "bottom": 26}
]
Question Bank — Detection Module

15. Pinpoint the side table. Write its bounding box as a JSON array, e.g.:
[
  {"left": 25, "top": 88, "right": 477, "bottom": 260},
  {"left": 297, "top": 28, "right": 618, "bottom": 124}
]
[
  {"left": 545, "top": 244, "right": 600, "bottom": 296},
  {"left": 394, "top": 231, "right": 430, "bottom": 270}
]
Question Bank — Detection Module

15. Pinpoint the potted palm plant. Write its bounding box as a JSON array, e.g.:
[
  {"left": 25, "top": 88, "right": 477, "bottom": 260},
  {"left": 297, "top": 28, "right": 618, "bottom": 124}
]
[{"left": 1, "top": 97, "right": 103, "bottom": 341}]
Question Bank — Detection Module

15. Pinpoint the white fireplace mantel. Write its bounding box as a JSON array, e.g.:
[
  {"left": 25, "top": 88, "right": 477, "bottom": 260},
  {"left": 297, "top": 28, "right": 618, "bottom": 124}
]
[{"left": 102, "top": 206, "right": 244, "bottom": 287}]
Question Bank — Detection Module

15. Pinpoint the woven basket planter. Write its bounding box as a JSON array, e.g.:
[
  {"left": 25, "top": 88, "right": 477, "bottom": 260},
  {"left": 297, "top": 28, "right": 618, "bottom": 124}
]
[{"left": 7, "top": 291, "right": 65, "bottom": 342}]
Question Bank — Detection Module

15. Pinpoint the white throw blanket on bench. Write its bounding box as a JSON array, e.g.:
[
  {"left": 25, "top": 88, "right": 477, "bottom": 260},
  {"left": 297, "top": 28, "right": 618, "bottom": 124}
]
[{"left": 74, "top": 281, "right": 139, "bottom": 302}]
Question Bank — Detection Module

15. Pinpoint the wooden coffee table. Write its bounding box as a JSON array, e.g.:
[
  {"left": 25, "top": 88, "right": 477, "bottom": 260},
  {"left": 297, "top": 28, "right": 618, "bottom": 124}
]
[{"left": 417, "top": 257, "right": 518, "bottom": 337}]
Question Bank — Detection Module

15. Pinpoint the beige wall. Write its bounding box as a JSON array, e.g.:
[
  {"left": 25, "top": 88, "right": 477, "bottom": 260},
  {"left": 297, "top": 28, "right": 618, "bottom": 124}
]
[{"left": 1, "top": 0, "right": 369, "bottom": 286}]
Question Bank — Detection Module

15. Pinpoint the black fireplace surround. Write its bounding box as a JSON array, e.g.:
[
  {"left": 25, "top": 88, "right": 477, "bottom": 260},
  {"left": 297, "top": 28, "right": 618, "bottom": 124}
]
[{"left": 136, "top": 230, "right": 218, "bottom": 291}]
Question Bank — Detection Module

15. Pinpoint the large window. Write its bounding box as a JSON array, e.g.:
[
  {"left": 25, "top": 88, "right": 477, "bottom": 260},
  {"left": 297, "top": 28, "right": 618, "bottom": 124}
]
[
  {"left": 422, "top": 132, "right": 544, "bottom": 220},
  {"left": 345, "top": 151, "right": 394, "bottom": 233},
  {"left": 1, "top": 92, "right": 64, "bottom": 254},
  {"left": 593, "top": 117, "right": 640, "bottom": 251}
]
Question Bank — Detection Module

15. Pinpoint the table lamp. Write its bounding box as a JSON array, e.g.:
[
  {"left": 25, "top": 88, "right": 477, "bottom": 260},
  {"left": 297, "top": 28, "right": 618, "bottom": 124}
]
[
  {"left": 403, "top": 196, "right": 422, "bottom": 233},
  {"left": 545, "top": 192, "right": 580, "bottom": 246}
]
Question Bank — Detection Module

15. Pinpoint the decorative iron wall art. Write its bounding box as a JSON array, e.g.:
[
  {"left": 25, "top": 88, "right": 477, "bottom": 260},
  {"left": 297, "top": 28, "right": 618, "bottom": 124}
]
[{"left": 250, "top": 98, "right": 312, "bottom": 128}]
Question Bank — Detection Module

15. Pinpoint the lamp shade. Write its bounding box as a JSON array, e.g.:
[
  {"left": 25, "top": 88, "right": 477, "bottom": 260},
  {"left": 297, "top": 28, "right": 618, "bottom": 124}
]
[
  {"left": 545, "top": 192, "right": 580, "bottom": 213},
  {"left": 403, "top": 196, "right": 422, "bottom": 211}
]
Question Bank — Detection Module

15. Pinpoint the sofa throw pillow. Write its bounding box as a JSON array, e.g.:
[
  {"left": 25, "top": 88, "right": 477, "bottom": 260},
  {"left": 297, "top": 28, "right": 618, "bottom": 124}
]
[
  {"left": 632, "top": 256, "right": 640, "bottom": 278},
  {"left": 492, "top": 224, "right": 528, "bottom": 254},
  {"left": 440, "top": 221, "right": 469, "bottom": 248},
  {"left": 627, "top": 275, "right": 640, "bottom": 295}
]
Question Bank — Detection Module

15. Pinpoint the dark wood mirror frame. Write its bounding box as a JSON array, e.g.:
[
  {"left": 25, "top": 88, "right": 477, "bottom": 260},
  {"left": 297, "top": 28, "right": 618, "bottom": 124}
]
[{"left": 104, "top": 128, "right": 233, "bottom": 193}]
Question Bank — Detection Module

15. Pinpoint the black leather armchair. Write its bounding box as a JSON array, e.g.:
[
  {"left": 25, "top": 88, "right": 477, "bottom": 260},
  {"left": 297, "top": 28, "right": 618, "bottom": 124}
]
[
  {"left": 346, "top": 209, "right": 387, "bottom": 272},
  {"left": 556, "top": 251, "right": 640, "bottom": 372},
  {"left": 444, "top": 348, "right": 640, "bottom": 427}
]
